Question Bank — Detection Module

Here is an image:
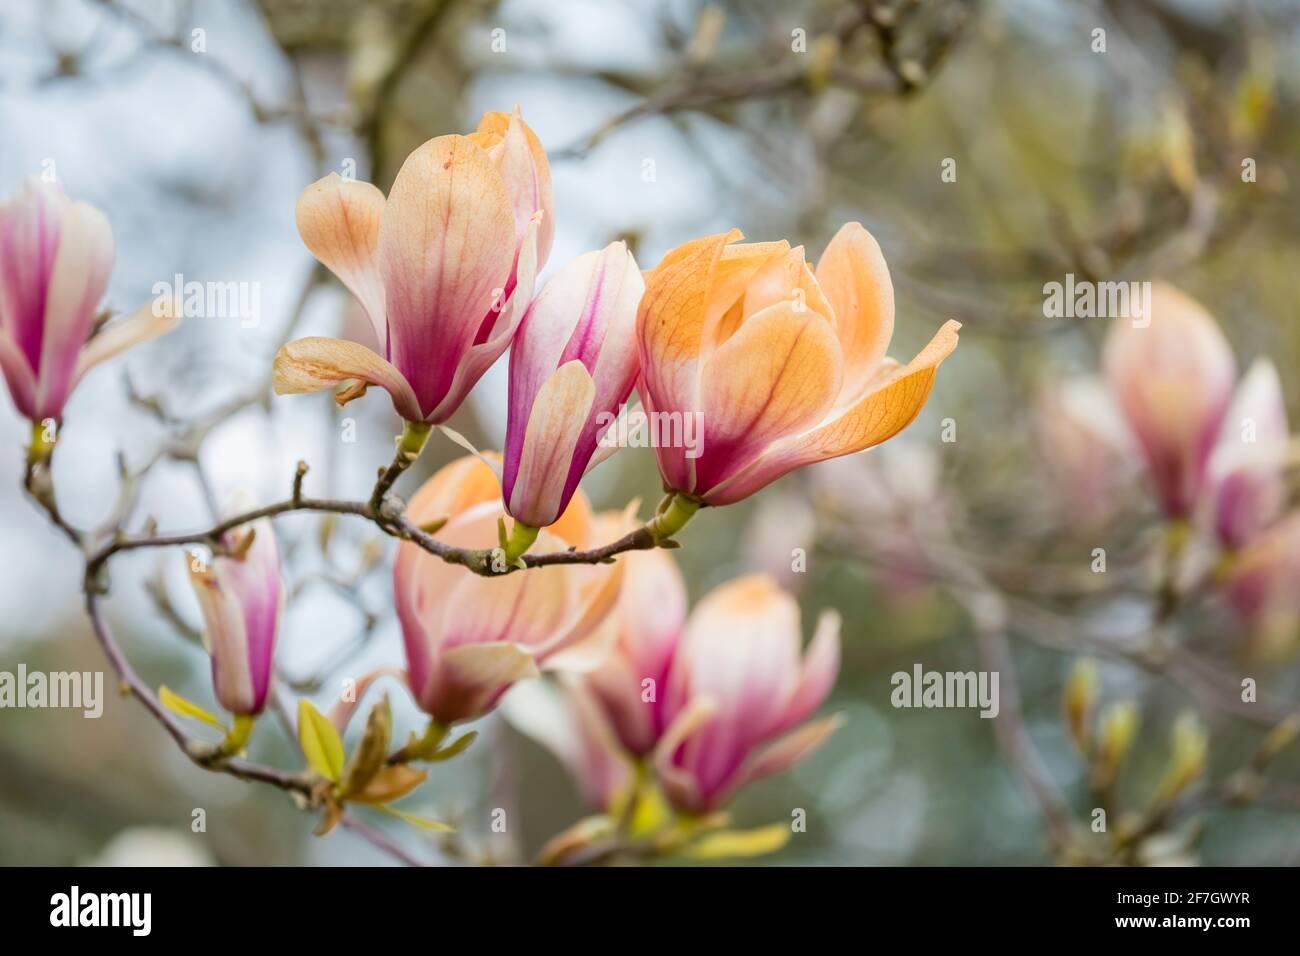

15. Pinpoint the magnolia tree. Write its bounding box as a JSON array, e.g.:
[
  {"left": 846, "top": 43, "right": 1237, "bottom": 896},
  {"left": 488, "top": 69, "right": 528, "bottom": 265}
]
[{"left": 5, "top": 108, "right": 959, "bottom": 864}]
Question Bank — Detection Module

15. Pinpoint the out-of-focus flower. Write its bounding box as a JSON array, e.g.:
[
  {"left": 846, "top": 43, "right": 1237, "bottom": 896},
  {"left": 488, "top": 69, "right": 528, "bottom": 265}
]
[
  {"left": 394, "top": 454, "right": 625, "bottom": 725},
  {"left": 1220, "top": 511, "right": 1300, "bottom": 655},
  {"left": 502, "top": 241, "right": 643, "bottom": 531},
  {"left": 584, "top": 547, "right": 689, "bottom": 756},
  {"left": 653, "top": 574, "right": 841, "bottom": 813},
  {"left": 635, "top": 223, "right": 960, "bottom": 506},
  {"left": 186, "top": 497, "right": 284, "bottom": 716},
  {"left": 1207, "top": 358, "right": 1289, "bottom": 550},
  {"left": 500, "top": 678, "right": 631, "bottom": 811},
  {"left": 1033, "top": 375, "right": 1135, "bottom": 528},
  {"left": 1103, "top": 283, "right": 1236, "bottom": 519},
  {"left": 0, "top": 179, "right": 177, "bottom": 425},
  {"left": 86, "top": 827, "right": 216, "bottom": 867},
  {"left": 274, "top": 108, "right": 552, "bottom": 424}
]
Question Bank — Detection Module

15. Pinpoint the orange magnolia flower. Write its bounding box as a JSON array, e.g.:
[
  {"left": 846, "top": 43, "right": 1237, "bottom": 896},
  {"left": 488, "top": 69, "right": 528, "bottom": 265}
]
[
  {"left": 394, "top": 454, "right": 626, "bottom": 725},
  {"left": 273, "top": 108, "right": 553, "bottom": 424},
  {"left": 635, "top": 224, "right": 960, "bottom": 505}
]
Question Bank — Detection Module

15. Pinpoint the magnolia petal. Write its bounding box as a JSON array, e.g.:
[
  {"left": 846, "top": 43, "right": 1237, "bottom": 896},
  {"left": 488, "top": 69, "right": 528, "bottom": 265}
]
[
  {"left": 727, "top": 713, "right": 845, "bottom": 800},
  {"left": 430, "top": 642, "right": 541, "bottom": 725},
  {"left": 187, "top": 560, "right": 256, "bottom": 715},
  {"left": 407, "top": 452, "right": 504, "bottom": 527},
  {"left": 652, "top": 695, "right": 718, "bottom": 812},
  {"left": 477, "top": 108, "right": 556, "bottom": 266},
  {"left": 638, "top": 229, "right": 742, "bottom": 418},
  {"left": 380, "top": 134, "right": 517, "bottom": 418},
  {"left": 815, "top": 222, "right": 895, "bottom": 405},
  {"left": 296, "top": 173, "right": 388, "bottom": 347},
  {"left": 694, "top": 301, "right": 843, "bottom": 496},
  {"left": 0, "top": 324, "right": 36, "bottom": 418},
  {"left": 35, "top": 199, "right": 114, "bottom": 419},
  {"left": 326, "top": 666, "right": 407, "bottom": 734},
  {"left": 585, "top": 399, "right": 640, "bottom": 474},
  {"left": 506, "top": 360, "right": 597, "bottom": 527},
  {"left": 705, "top": 319, "right": 960, "bottom": 505},
  {"left": 272, "top": 335, "right": 423, "bottom": 422},
  {"left": 73, "top": 298, "right": 179, "bottom": 390},
  {"left": 425, "top": 212, "right": 541, "bottom": 423},
  {"left": 703, "top": 240, "right": 791, "bottom": 347},
  {"left": 533, "top": 547, "right": 625, "bottom": 663},
  {"left": 777, "top": 609, "right": 841, "bottom": 733}
]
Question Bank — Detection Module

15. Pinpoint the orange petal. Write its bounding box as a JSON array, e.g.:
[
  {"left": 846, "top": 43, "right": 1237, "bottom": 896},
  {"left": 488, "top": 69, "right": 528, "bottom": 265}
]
[
  {"left": 637, "top": 229, "right": 741, "bottom": 414},
  {"left": 296, "top": 173, "right": 388, "bottom": 348},
  {"left": 694, "top": 301, "right": 843, "bottom": 495},
  {"left": 406, "top": 453, "right": 504, "bottom": 527},
  {"left": 471, "top": 108, "right": 555, "bottom": 267},
  {"left": 272, "top": 335, "right": 422, "bottom": 422},
  {"left": 815, "top": 222, "right": 896, "bottom": 406},
  {"left": 705, "top": 319, "right": 960, "bottom": 504}
]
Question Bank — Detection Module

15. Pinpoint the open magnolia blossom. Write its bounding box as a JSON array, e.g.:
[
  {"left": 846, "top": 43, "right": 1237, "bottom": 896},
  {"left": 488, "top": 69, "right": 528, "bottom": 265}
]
[
  {"left": 394, "top": 454, "right": 628, "bottom": 725},
  {"left": 635, "top": 223, "right": 960, "bottom": 506},
  {"left": 273, "top": 108, "right": 553, "bottom": 424},
  {"left": 0, "top": 178, "right": 177, "bottom": 426},
  {"left": 1103, "top": 283, "right": 1237, "bottom": 520},
  {"left": 503, "top": 240, "right": 644, "bottom": 529},
  {"left": 652, "top": 574, "right": 842, "bottom": 814},
  {"left": 186, "top": 495, "right": 284, "bottom": 716}
]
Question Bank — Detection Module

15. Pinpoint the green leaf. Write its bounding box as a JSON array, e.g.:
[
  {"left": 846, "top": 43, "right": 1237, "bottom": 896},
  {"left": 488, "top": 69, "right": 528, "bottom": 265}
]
[
  {"left": 376, "top": 804, "right": 454, "bottom": 833},
  {"left": 427, "top": 730, "right": 478, "bottom": 762},
  {"left": 298, "top": 698, "right": 345, "bottom": 781},
  {"left": 160, "top": 685, "right": 224, "bottom": 729},
  {"left": 683, "top": 823, "right": 792, "bottom": 860}
]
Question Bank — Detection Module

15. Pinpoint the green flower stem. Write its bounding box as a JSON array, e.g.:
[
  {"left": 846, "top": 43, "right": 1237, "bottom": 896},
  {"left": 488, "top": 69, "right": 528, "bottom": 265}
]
[
  {"left": 502, "top": 520, "right": 540, "bottom": 565},
  {"left": 647, "top": 493, "right": 701, "bottom": 542},
  {"left": 26, "top": 419, "right": 56, "bottom": 468},
  {"left": 370, "top": 420, "right": 433, "bottom": 513},
  {"left": 219, "top": 714, "right": 256, "bottom": 757}
]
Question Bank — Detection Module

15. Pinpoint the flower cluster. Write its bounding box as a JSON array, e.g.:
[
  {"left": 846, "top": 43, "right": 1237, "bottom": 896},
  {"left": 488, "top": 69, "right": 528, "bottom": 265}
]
[
  {"left": 3, "top": 108, "right": 959, "bottom": 854},
  {"left": 1041, "top": 283, "right": 1299, "bottom": 653}
]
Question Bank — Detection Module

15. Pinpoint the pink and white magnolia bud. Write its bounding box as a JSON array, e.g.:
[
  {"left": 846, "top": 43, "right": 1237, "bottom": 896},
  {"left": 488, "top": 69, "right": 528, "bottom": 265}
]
[
  {"left": 653, "top": 574, "right": 842, "bottom": 813},
  {"left": 186, "top": 499, "right": 284, "bottom": 716},
  {"left": 0, "top": 179, "right": 175, "bottom": 423},
  {"left": 502, "top": 241, "right": 643, "bottom": 529},
  {"left": 1103, "top": 283, "right": 1236, "bottom": 518},
  {"left": 1208, "top": 358, "right": 1289, "bottom": 549}
]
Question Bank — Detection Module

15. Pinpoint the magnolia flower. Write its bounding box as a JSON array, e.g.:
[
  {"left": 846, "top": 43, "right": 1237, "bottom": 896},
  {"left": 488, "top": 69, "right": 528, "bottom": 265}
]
[
  {"left": 186, "top": 500, "right": 284, "bottom": 716},
  {"left": 1207, "top": 358, "right": 1289, "bottom": 550},
  {"left": 1103, "top": 283, "right": 1236, "bottom": 519},
  {"left": 653, "top": 574, "right": 841, "bottom": 813},
  {"left": 394, "top": 454, "right": 625, "bottom": 725},
  {"left": 583, "top": 547, "right": 689, "bottom": 756},
  {"left": 502, "top": 241, "right": 643, "bottom": 530},
  {"left": 0, "top": 179, "right": 176, "bottom": 425},
  {"left": 635, "top": 224, "right": 960, "bottom": 506},
  {"left": 274, "top": 108, "right": 553, "bottom": 424}
]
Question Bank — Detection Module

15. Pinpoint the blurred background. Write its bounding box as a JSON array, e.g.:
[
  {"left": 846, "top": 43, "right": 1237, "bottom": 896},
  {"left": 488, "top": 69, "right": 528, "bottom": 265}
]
[{"left": 2, "top": 0, "right": 1300, "bottom": 865}]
